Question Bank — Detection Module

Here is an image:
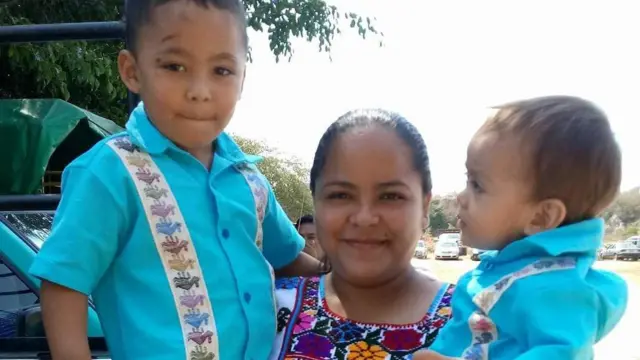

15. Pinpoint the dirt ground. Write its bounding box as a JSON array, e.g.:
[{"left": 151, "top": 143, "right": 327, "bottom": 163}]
[{"left": 412, "top": 257, "right": 640, "bottom": 359}]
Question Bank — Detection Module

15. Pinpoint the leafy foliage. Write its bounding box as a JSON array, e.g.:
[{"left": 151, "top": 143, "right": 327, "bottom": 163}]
[
  {"left": 0, "top": 0, "right": 380, "bottom": 124},
  {"left": 233, "top": 135, "right": 313, "bottom": 220}
]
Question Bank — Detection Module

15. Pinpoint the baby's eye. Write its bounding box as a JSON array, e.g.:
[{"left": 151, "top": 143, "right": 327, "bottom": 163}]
[
  {"left": 214, "top": 67, "right": 232, "bottom": 76},
  {"left": 467, "top": 179, "right": 483, "bottom": 193},
  {"left": 164, "top": 63, "right": 186, "bottom": 72}
]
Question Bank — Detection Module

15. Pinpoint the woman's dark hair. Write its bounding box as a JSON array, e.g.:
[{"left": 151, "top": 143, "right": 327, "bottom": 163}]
[{"left": 309, "top": 108, "right": 432, "bottom": 195}]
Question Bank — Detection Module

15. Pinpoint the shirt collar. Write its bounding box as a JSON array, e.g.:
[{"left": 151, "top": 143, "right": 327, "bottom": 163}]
[
  {"left": 125, "top": 102, "right": 261, "bottom": 165},
  {"left": 483, "top": 218, "right": 605, "bottom": 263}
]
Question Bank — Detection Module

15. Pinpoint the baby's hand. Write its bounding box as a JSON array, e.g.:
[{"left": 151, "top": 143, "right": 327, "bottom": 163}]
[{"left": 412, "top": 350, "right": 455, "bottom": 360}]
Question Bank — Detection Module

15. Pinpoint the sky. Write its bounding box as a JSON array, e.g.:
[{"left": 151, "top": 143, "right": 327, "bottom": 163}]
[{"left": 228, "top": 0, "right": 640, "bottom": 195}]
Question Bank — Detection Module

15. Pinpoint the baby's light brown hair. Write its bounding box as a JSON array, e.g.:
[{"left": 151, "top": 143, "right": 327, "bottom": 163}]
[{"left": 478, "top": 95, "right": 621, "bottom": 224}]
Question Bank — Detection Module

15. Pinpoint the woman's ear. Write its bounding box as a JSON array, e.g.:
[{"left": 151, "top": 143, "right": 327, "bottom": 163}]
[
  {"left": 524, "top": 198, "right": 567, "bottom": 235},
  {"left": 422, "top": 192, "right": 433, "bottom": 230}
]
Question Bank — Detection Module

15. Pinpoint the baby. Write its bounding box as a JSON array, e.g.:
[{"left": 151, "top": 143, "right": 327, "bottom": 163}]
[{"left": 422, "top": 95, "right": 627, "bottom": 360}]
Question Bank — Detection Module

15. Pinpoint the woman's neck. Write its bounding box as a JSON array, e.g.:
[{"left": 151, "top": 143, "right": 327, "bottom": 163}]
[{"left": 325, "top": 267, "right": 434, "bottom": 324}]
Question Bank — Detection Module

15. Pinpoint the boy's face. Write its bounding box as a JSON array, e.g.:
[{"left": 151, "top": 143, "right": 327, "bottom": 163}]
[
  {"left": 456, "top": 132, "right": 538, "bottom": 250},
  {"left": 118, "top": 0, "right": 246, "bottom": 152}
]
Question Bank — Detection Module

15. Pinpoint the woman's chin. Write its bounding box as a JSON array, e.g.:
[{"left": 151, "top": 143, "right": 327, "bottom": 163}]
[{"left": 334, "top": 262, "right": 395, "bottom": 287}]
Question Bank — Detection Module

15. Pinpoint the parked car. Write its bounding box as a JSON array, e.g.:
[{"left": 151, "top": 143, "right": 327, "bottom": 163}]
[
  {"left": 0, "top": 196, "right": 109, "bottom": 357},
  {"left": 470, "top": 248, "right": 487, "bottom": 261},
  {"left": 612, "top": 242, "right": 640, "bottom": 261},
  {"left": 0, "top": 99, "right": 119, "bottom": 358},
  {"left": 435, "top": 240, "right": 460, "bottom": 260},
  {"left": 414, "top": 240, "right": 428, "bottom": 259},
  {"left": 624, "top": 236, "right": 639, "bottom": 247},
  {"left": 598, "top": 243, "right": 616, "bottom": 260}
]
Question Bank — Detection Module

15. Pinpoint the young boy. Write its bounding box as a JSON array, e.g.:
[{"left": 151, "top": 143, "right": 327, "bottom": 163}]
[
  {"left": 419, "top": 96, "right": 628, "bottom": 360},
  {"left": 29, "top": 1, "right": 319, "bottom": 359}
]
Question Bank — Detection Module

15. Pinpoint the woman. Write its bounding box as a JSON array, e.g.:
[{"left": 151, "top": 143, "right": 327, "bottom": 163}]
[{"left": 270, "top": 109, "right": 454, "bottom": 360}]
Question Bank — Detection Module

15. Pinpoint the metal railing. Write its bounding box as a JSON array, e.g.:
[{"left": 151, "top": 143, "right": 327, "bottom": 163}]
[{"left": 0, "top": 17, "right": 139, "bottom": 112}]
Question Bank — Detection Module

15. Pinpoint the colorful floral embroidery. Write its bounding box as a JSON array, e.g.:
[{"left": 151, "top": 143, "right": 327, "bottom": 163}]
[
  {"left": 461, "top": 257, "right": 577, "bottom": 360},
  {"left": 108, "top": 136, "right": 218, "bottom": 360},
  {"left": 276, "top": 277, "right": 454, "bottom": 360}
]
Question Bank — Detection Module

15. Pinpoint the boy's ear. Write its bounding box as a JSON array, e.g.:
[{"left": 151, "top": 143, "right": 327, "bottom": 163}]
[{"left": 118, "top": 50, "right": 141, "bottom": 94}]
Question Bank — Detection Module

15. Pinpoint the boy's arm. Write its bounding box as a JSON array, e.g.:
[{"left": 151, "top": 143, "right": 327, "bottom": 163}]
[
  {"left": 260, "top": 181, "right": 321, "bottom": 276},
  {"left": 29, "top": 166, "right": 123, "bottom": 359},
  {"left": 40, "top": 281, "right": 92, "bottom": 360}
]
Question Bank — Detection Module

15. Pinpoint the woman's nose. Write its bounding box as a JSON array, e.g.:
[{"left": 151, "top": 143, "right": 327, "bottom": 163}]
[{"left": 350, "top": 204, "right": 380, "bottom": 227}]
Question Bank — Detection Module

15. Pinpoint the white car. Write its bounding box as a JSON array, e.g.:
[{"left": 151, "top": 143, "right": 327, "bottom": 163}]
[
  {"left": 414, "top": 240, "right": 428, "bottom": 259},
  {"left": 435, "top": 240, "right": 460, "bottom": 260}
]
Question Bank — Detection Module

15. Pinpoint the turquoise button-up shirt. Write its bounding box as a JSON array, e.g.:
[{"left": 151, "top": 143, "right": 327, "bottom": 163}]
[{"left": 30, "top": 103, "right": 304, "bottom": 360}]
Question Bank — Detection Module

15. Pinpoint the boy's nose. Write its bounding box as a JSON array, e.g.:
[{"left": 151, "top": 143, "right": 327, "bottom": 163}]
[{"left": 186, "top": 81, "right": 212, "bottom": 102}]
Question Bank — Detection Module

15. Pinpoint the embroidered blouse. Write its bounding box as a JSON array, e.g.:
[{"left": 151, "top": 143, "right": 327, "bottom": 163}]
[{"left": 269, "top": 275, "right": 454, "bottom": 360}]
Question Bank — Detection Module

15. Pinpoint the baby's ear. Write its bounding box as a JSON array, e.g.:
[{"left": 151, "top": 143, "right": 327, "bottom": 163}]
[{"left": 524, "top": 198, "right": 567, "bottom": 235}]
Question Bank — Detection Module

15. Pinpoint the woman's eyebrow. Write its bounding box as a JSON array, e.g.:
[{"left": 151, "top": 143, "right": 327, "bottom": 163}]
[
  {"left": 322, "top": 180, "right": 355, "bottom": 189},
  {"left": 378, "top": 181, "right": 409, "bottom": 189}
]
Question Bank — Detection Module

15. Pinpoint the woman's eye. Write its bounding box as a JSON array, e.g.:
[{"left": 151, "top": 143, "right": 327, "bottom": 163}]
[
  {"left": 164, "top": 63, "right": 186, "bottom": 72},
  {"left": 214, "top": 67, "right": 232, "bottom": 76},
  {"left": 381, "top": 193, "right": 404, "bottom": 201},
  {"left": 326, "top": 192, "right": 350, "bottom": 200}
]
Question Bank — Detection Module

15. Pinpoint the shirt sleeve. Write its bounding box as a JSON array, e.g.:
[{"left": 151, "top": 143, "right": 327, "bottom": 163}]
[
  {"left": 260, "top": 180, "right": 305, "bottom": 270},
  {"left": 513, "top": 281, "right": 624, "bottom": 360},
  {"left": 29, "top": 165, "right": 125, "bottom": 295}
]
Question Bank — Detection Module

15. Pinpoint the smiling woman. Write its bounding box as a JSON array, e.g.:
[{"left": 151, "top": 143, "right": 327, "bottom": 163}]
[{"left": 269, "top": 109, "right": 454, "bottom": 360}]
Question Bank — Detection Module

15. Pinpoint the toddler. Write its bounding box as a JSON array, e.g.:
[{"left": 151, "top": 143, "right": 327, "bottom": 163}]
[
  {"left": 423, "top": 95, "right": 627, "bottom": 360},
  {"left": 29, "top": 1, "right": 318, "bottom": 359}
]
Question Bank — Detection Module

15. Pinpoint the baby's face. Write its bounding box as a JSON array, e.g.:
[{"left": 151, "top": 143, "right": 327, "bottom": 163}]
[
  {"left": 118, "top": 0, "right": 246, "bottom": 151},
  {"left": 456, "top": 132, "right": 538, "bottom": 250}
]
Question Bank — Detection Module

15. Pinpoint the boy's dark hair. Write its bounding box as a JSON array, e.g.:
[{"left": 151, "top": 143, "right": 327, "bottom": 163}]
[
  {"left": 295, "top": 215, "right": 314, "bottom": 230},
  {"left": 310, "top": 109, "right": 432, "bottom": 195},
  {"left": 480, "top": 95, "right": 621, "bottom": 223},
  {"left": 124, "top": 0, "right": 248, "bottom": 53}
]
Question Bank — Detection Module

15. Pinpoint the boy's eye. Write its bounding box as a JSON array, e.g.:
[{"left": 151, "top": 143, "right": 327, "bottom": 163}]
[
  {"left": 214, "top": 67, "right": 232, "bottom": 76},
  {"left": 164, "top": 63, "right": 186, "bottom": 72}
]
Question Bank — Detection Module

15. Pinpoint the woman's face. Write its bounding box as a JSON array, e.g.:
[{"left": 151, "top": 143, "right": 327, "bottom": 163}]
[{"left": 314, "top": 126, "right": 431, "bottom": 286}]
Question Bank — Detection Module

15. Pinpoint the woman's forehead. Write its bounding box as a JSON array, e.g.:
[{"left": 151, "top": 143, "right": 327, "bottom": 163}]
[{"left": 321, "top": 127, "right": 419, "bottom": 186}]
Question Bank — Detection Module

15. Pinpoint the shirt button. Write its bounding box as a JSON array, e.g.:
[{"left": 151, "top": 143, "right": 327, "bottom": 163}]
[
  {"left": 244, "top": 292, "right": 251, "bottom": 303},
  {"left": 222, "top": 229, "right": 230, "bottom": 239}
]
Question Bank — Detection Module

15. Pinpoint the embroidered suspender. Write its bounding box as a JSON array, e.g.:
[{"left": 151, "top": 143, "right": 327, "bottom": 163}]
[
  {"left": 109, "top": 136, "right": 274, "bottom": 359},
  {"left": 460, "top": 257, "right": 577, "bottom": 360}
]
